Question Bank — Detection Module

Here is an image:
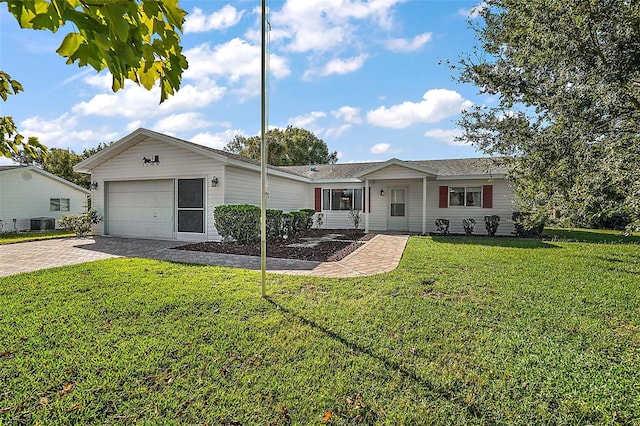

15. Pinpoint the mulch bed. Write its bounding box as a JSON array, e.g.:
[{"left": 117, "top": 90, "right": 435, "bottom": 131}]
[{"left": 174, "top": 229, "right": 374, "bottom": 262}]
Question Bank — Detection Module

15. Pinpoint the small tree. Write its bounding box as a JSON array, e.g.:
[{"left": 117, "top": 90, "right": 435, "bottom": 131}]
[{"left": 348, "top": 209, "right": 362, "bottom": 229}]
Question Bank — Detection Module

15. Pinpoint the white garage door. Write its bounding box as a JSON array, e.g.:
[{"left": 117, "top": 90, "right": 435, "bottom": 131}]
[{"left": 107, "top": 180, "right": 174, "bottom": 239}]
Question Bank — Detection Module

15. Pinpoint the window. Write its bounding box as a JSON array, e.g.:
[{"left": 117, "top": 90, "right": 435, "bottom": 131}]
[
  {"left": 390, "top": 189, "right": 406, "bottom": 216},
  {"left": 449, "top": 187, "right": 481, "bottom": 207},
  {"left": 322, "top": 188, "right": 363, "bottom": 210},
  {"left": 50, "top": 198, "right": 70, "bottom": 211}
]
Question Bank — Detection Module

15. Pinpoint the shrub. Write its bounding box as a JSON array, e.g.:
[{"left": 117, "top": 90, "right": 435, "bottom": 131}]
[
  {"left": 435, "top": 219, "right": 449, "bottom": 235},
  {"left": 348, "top": 208, "right": 362, "bottom": 229},
  {"left": 281, "top": 213, "right": 294, "bottom": 239},
  {"left": 589, "top": 210, "right": 632, "bottom": 231},
  {"left": 462, "top": 218, "right": 476, "bottom": 236},
  {"left": 214, "top": 205, "right": 260, "bottom": 244},
  {"left": 484, "top": 215, "right": 500, "bottom": 236},
  {"left": 300, "top": 209, "right": 317, "bottom": 230},
  {"left": 59, "top": 209, "right": 102, "bottom": 237},
  {"left": 266, "top": 209, "right": 283, "bottom": 241},
  {"left": 512, "top": 212, "right": 546, "bottom": 237}
]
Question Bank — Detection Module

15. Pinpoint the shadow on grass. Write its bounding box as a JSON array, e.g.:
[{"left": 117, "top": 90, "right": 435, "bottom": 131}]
[
  {"left": 429, "top": 235, "right": 559, "bottom": 249},
  {"left": 544, "top": 229, "right": 640, "bottom": 245},
  {"left": 265, "top": 297, "right": 493, "bottom": 421}
]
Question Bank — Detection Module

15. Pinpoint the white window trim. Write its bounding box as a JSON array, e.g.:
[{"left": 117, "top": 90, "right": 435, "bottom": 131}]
[
  {"left": 448, "top": 186, "right": 482, "bottom": 208},
  {"left": 323, "top": 188, "right": 364, "bottom": 211}
]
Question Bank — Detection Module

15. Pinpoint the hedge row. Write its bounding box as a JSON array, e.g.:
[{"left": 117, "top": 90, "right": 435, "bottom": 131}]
[{"left": 214, "top": 205, "right": 316, "bottom": 244}]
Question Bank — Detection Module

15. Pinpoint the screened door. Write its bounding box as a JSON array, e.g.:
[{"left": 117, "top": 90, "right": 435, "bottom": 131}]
[{"left": 176, "top": 178, "right": 205, "bottom": 239}]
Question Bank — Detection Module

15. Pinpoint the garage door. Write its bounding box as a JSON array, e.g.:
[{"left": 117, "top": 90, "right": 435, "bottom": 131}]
[{"left": 107, "top": 180, "right": 174, "bottom": 239}]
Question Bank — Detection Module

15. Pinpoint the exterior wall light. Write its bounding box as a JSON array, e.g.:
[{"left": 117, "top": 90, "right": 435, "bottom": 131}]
[
  {"left": 89, "top": 181, "right": 99, "bottom": 190},
  {"left": 211, "top": 176, "right": 219, "bottom": 187},
  {"left": 380, "top": 189, "right": 385, "bottom": 196}
]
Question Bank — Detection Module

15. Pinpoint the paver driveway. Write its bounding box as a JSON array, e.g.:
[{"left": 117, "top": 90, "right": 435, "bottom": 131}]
[{"left": 0, "top": 234, "right": 408, "bottom": 278}]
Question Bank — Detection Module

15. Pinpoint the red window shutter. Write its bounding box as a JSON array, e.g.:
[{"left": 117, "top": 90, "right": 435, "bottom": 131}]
[
  {"left": 483, "top": 185, "right": 493, "bottom": 208},
  {"left": 314, "top": 187, "right": 322, "bottom": 212},
  {"left": 439, "top": 186, "right": 448, "bottom": 208},
  {"left": 362, "top": 187, "right": 367, "bottom": 213}
]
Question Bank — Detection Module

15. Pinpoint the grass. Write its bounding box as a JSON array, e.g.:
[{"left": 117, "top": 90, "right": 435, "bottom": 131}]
[
  {"left": 544, "top": 226, "right": 640, "bottom": 244},
  {"left": 1, "top": 232, "right": 639, "bottom": 424},
  {"left": 0, "top": 230, "right": 75, "bottom": 245}
]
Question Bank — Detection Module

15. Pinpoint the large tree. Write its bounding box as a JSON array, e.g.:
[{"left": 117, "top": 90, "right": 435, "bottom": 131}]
[
  {"left": 0, "top": 0, "right": 188, "bottom": 159},
  {"left": 224, "top": 126, "right": 339, "bottom": 166},
  {"left": 456, "top": 0, "right": 640, "bottom": 230}
]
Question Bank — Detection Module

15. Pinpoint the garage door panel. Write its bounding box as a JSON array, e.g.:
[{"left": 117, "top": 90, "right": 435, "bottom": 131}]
[
  {"left": 108, "top": 192, "right": 174, "bottom": 208},
  {"left": 107, "top": 180, "right": 174, "bottom": 239},
  {"left": 107, "top": 207, "right": 173, "bottom": 222}
]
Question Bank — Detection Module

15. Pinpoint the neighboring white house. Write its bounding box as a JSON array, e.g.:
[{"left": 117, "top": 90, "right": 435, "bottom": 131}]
[
  {"left": 75, "top": 128, "right": 516, "bottom": 241},
  {"left": 0, "top": 165, "right": 90, "bottom": 232}
]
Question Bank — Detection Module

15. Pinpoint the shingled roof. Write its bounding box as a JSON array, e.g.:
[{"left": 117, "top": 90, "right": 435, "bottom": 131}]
[{"left": 277, "top": 157, "right": 506, "bottom": 180}]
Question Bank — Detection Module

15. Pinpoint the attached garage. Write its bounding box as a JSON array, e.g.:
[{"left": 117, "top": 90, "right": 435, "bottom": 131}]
[{"left": 106, "top": 180, "right": 174, "bottom": 239}]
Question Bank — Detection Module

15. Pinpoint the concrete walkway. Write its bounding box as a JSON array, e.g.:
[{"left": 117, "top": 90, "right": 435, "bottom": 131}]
[{"left": 0, "top": 234, "right": 409, "bottom": 278}]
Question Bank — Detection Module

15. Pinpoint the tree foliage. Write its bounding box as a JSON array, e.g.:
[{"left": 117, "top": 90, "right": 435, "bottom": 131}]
[
  {"left": 456, "top": 0, "right": 640, "bottom": 230},
  {"left": 224, "top": 126, "right": 338, "bottom": 166},
  {"left": 0, "top": 0, "right": 188, "bottom": 159},
  {"left": 12, "top": 142, "right": 113, "bottom": 187}
]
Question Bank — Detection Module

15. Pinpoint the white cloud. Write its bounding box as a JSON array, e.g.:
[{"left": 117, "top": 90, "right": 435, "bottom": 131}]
[
  {"left": 190, "top": 129, "right": 245, "bottom": 150},
  {"left": 126, "top": 120, "right": 145, "bottom": 132},
  {"left": 424, "top": 128, "right": 468, "bottom": 146},
  {"left": 184, "top": 39, "right": 290, "bottom": 99},
  {"left": 324, "top": 124, "right": 352, "bottom": 138},
  {"left": 72, "top": 78, "right": 226, "bottom": 119},
  {"left": 332, "top": 106, "right": 362, "bottom": 124},
  {"left": 288, "top": 111, "right": 326, "bottom": 128},
  {"left": 153, "top": 113, "right": 214, "bottom": 133},
  {"left": 19, "top": 113, "right": 119, "bottom": 149},
  {"left": 384, "top": 32, "right": 432, "bottom": 52},
  {"left": 459, "top": 2, "right": 486, "bottom": 19},
  {"left": 184, "top": 6, "right": 245, "bottom": 33},
  {"left": 271, "top": 0, "right": 405, "bottom": 53},
  {"left": 367, "top": 89, "right": 473, "bottom": 129},
  {"left": 305, "top": 55, "right": 368, "bottom": 80},
  {"left": 370, "top": 143, "right": 391, "bottom": 154}
]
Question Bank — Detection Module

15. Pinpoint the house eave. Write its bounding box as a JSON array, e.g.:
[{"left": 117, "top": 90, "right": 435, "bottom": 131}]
[{"left": 435, "top": 174, "right": 505, "bottom": 181}]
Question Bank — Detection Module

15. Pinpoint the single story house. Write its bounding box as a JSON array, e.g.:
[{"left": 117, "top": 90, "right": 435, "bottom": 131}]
[
  {"left": 75, "top": 128, "right": 515, "bottom": 241},
  {"left": 0, "top": 165, "right": 90, "bottom": 232}
]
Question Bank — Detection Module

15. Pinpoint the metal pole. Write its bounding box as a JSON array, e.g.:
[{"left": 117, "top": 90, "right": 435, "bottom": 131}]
[{"left": 260, "top": 0, "right": 267, "bottom": 298}]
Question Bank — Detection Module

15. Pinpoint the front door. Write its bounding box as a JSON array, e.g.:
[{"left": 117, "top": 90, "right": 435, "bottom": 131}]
[{"left": 388, "top": 187, "right": 408, "bottom": 231}]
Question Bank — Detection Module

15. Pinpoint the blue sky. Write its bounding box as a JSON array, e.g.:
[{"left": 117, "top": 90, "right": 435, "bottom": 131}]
[{"left": 0, "top": 0, "right": 489, "bottom": 165}]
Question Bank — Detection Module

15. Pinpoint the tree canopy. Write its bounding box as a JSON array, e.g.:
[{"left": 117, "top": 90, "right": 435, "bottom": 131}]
[
  {"left": 12, "top": 142, "right": 114, "bottom": 187},
  {"left": 224, "top": 127, "right": 339, "bottom": 166},
  {"left": 456, "top": 0, "right": 640, "bottom": 230},
  {"left": 0, "top": 0, "right": 188, "bottom": 159}
]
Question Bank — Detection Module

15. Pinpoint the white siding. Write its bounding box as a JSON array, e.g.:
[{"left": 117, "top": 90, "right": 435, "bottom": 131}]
[
  {"left": 427, "top": 179, "right": 515, "bottom": 236},
  {"left": 90, "top": 136, "right": 223, "bottom": 240},
  {"left": 0, "top": 169, "right": 88, "bottom": 231},
  {"left": 224, "top": 166, "right": 310, "bottom": 212}
]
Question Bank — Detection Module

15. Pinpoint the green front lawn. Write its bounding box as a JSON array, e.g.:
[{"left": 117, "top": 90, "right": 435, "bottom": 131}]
[
  {"left": 1, "top": 233, "right": 639, "bottom": 424},
  {"left": 0, "top": 230, "right": 75, "bottom": 245}
]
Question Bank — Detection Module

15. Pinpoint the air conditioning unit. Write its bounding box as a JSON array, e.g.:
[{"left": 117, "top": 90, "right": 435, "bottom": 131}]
[{"left": 30, "top": 217, "right": 56, "bottom": 231}]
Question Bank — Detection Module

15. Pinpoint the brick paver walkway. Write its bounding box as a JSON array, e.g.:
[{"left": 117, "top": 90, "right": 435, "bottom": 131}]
[{"left": 0, "top": 234, "right": 408, "bottom": 278}]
